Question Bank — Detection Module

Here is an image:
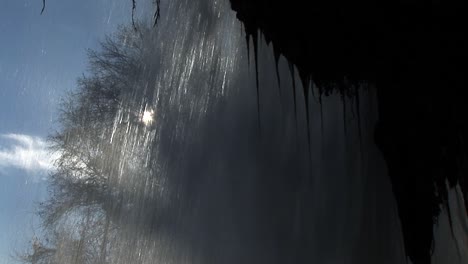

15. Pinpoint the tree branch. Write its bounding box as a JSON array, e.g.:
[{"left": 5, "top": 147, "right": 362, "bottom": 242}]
[
  {"left": 41, "top": 0, "right": 45, "bottom": 14},
  {"left": 153, "top": 0, "right": 161, "bottom": 27},
  {"left": 131, "top": 0, "right": 138, "bottom": 31}
]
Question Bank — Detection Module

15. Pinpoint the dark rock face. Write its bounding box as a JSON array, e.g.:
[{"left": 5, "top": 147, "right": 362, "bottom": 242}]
[{"left": 229, "top": 1, "right": 468, "bottom": 263}]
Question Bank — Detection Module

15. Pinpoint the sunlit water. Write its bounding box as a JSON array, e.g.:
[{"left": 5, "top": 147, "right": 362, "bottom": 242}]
[{"left": 21, "top": 0, "right": 468, "bottom": 263}]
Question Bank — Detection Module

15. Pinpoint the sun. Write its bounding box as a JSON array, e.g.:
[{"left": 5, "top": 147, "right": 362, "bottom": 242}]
[{"left": 141, "top": 109, "right": 154, "bottom": 125}]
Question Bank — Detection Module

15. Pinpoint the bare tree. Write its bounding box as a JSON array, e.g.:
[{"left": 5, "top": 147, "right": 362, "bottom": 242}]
[
  {"left": 41, "top": 0, "right": 162, "bottom": 28},
  {"left": 18, "top": 25, "right": 151, "bottom": 264}
]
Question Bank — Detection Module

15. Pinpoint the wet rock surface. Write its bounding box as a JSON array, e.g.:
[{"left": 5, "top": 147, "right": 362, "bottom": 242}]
[{"left": 229, "top": 1, "right": 468, "bottom": 263}]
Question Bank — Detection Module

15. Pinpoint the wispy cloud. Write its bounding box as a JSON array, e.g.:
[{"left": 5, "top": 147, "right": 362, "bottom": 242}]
[{"left": 0, "top": 133, "right": 57, "bottom": 175}]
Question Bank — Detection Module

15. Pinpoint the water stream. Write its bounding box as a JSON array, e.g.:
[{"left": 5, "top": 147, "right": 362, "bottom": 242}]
[{"left": 22, "top": 0, "right": 461, "bottom": 263}]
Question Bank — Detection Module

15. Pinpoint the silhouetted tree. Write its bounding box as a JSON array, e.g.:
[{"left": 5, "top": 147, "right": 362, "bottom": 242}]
[
  {"left": 18, "top": 24, "right": 152, "bottom": 264},
  {"left": 18, "top": 208, "right": 113, "bottom": 264}
]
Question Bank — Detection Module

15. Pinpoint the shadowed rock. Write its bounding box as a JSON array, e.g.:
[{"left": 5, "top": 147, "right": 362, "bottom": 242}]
[{"left": 229, "top": 1, "right": 468, "bottom": 263}]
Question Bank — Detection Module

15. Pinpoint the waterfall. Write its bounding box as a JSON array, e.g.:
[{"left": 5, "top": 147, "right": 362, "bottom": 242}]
[{"left": 27, "top": 0, "right": 463, "bottom": 263}]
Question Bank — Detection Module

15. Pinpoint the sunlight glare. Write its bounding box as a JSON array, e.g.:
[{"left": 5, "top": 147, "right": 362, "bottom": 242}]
[{"left": 141, "top": 109, "right": 154, "bottom": 125}]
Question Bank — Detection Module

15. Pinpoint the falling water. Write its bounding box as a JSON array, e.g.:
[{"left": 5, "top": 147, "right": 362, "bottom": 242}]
[{"left": 21, "top": 0, "right": 468, "bottom": 263}]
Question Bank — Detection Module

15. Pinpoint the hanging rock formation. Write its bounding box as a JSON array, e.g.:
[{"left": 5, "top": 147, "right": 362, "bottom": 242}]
[{"left": 229, "top": 1, "right": 468, "bottom": 263}]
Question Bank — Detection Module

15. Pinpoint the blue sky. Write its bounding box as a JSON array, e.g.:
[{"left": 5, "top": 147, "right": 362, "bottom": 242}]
[{"left": 0, "top": 0, "right": 132, "bottom": 261}]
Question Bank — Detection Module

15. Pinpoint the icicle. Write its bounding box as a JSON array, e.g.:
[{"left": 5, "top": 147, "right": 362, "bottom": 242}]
[
  {"left": 342, "top": 93, "right": 347, "bottom": 136},
  {"left": 300, "top": 71, "right": 312, "bottom": 157},
  {"left": 355, "top": 85, "right": 364, "bottom": 167},
  {"left": 304, "top": 82, "right": 312, "bottom": 158},
  {"left": 355, "top": 85, "right": 363, "bottom": 155},
  {"left": 318, "top": 86, "right": 324, "bottom": 137},
  {"left": 289, "top": 62, "right": 298, "bottom": 132},
  {"left": 274, "top": 47, "right": 282, "bottom": 96},
  {"left": 253, "top": 29, "right": 261, "bottom": 133}
]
